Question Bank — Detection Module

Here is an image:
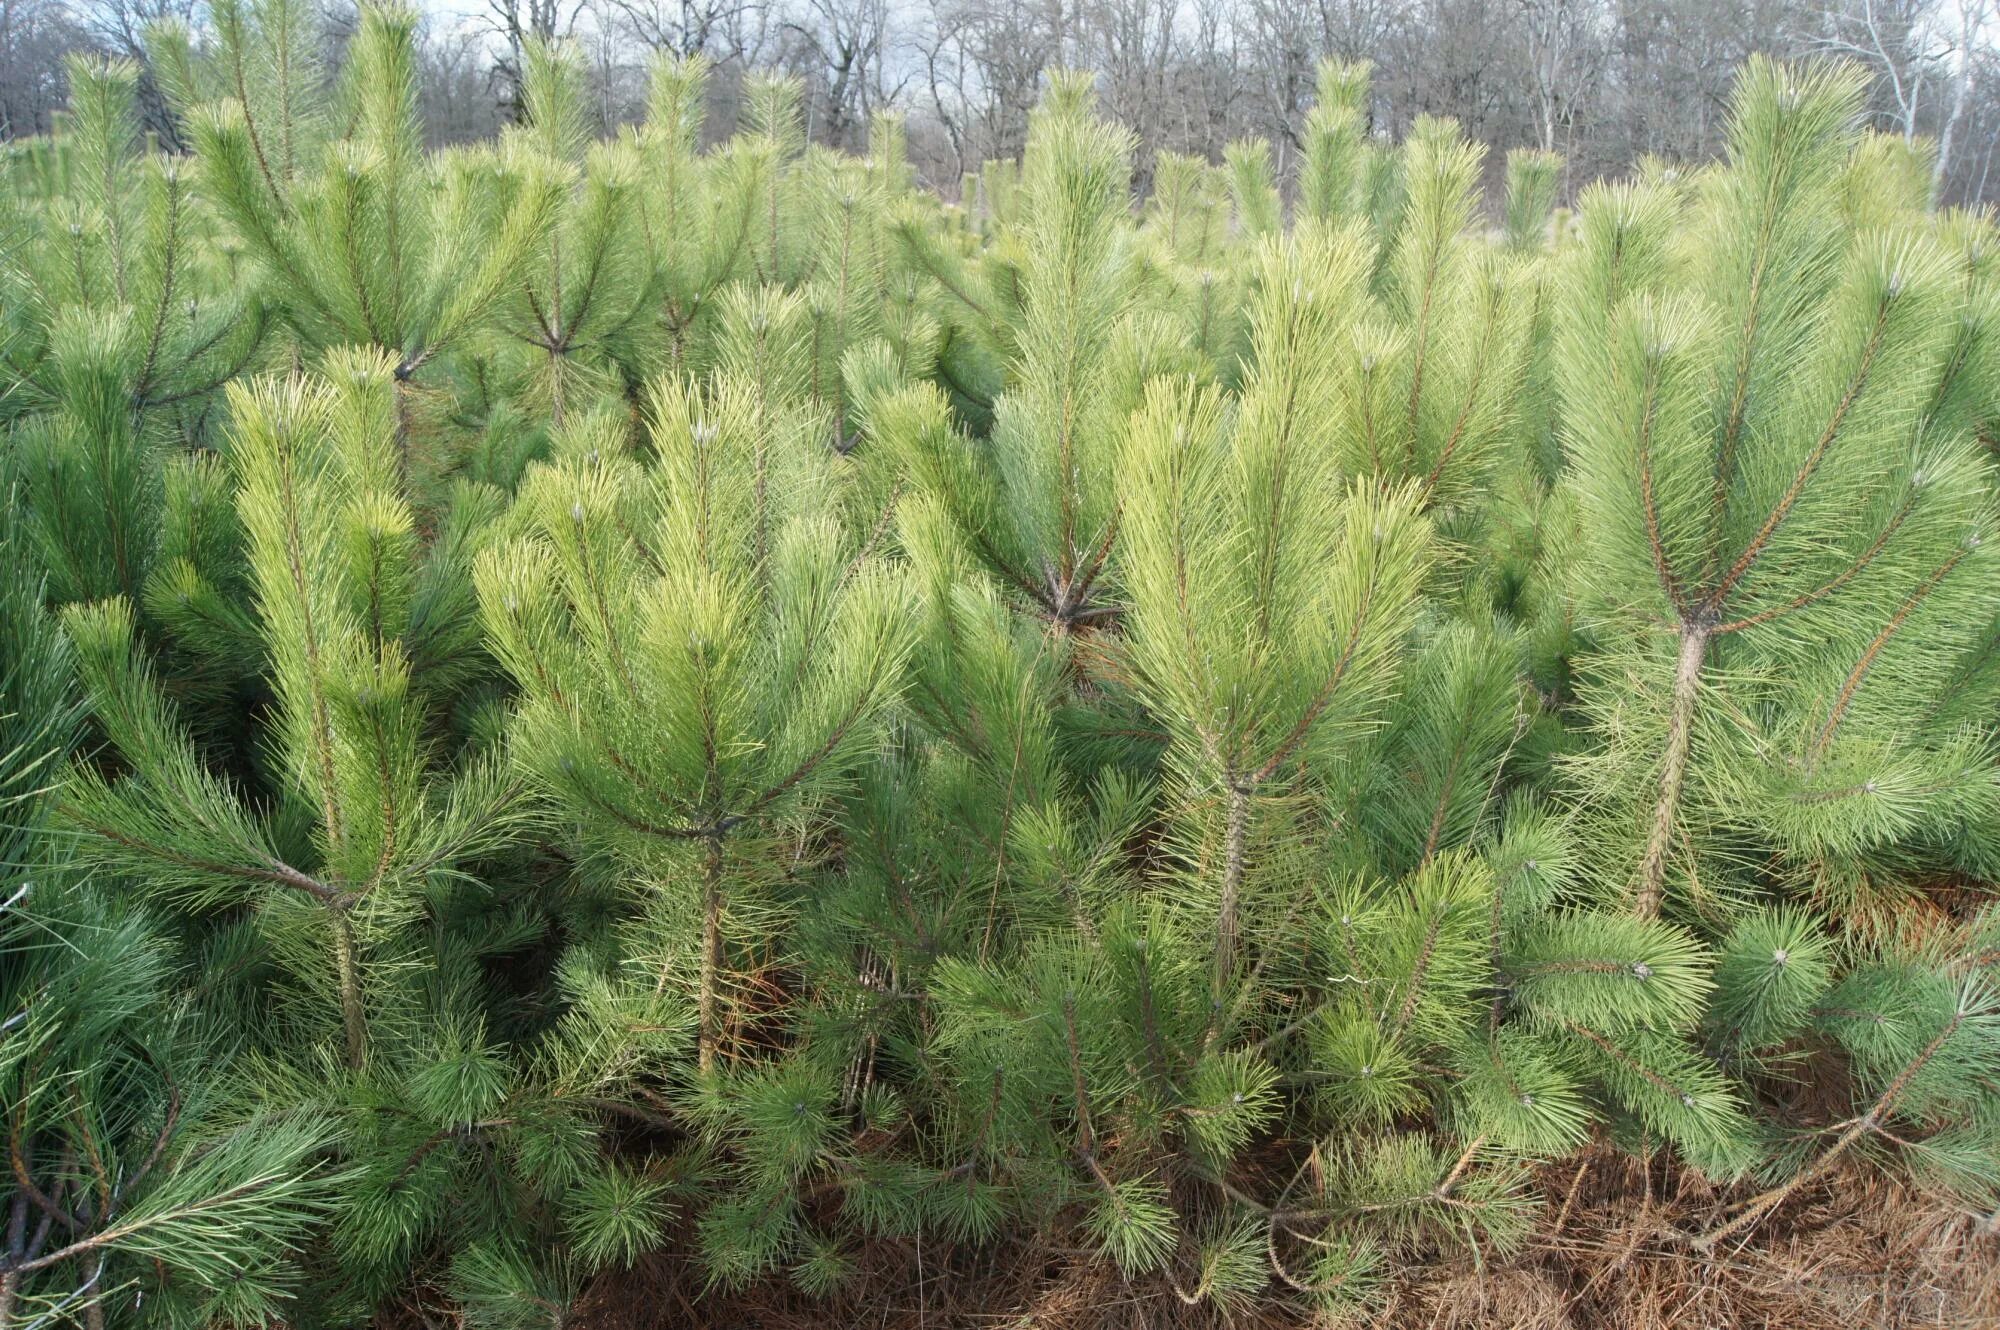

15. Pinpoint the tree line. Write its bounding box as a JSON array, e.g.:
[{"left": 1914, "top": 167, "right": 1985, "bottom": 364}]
[{"left": 4, "top": 0, "right": 1998, "bottom": 205}]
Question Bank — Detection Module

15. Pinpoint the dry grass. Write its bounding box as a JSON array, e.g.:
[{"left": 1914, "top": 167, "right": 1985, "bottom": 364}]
[{"left": 566, "top": 1152, "right": 2000, "bottom": 1330}]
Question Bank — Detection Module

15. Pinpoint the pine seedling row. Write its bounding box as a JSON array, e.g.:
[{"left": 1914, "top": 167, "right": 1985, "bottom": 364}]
[{"left": 3, "top": 17, "right": 1998, "bottom": 1325}]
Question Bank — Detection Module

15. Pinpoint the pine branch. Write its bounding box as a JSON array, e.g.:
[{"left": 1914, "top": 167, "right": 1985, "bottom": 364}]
[
  {"left": 1694, "top": 993, "right": 1970, "bottom": 1250},
  {"left": 1636, "top": 626, "right": 1707, "bottom": 918},
  {"left": 1702, "top": 294, "right": 1893, "bottom": 614}
]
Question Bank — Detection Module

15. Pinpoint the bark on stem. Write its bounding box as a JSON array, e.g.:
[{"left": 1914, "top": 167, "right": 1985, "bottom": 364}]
[
  {"left": 548, "top": 346, "right": 566, "bottom": 430},
  {"left": 1213, "top": 782, "right": 1252, "bottom": 1008},
  {"left": 697, "top": 832, "right": 725, "bottom": 1074},
  {"left": 1636, "top": 625, "right": 1708, "bottom": 918},
  {"left": 1695, "top": 1005, "right": 1965, "bottom": 1251},
  {"left": 331, "top": 905, "right": 367, "bottom": 1070},
  {"left": 1693, "top": 1116, "right": 1864, "bottom": 1252},
  {"left": 393, "top": 375, "right": 415, "bottom": 480},
  {"left": 1436, "top": 1134, "right": 1488, "bottom": 1198}
]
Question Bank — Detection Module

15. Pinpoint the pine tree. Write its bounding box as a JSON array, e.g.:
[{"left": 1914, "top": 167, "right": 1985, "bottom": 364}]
[
  {"left": 0, "top": 507, "right": 335, "bottom": 1328},
  {"left": 1502, "top": 148, "right": 1563, "bottom": 253},
  {"left": 59, "top": 360, "right": 521, "bottom": 1069},
  {"left": 1298, "top": 59, "right": 1371, "bottom": 228},
  {"left": 496, "top": 39, "right": 653, "bottom": 433},
  {"left": 1692, "top": 910, "right": 2000, "bottom": 1247},
  {"left": 1554, "top": 56, "right": 2000, "bottom": 1234},
  {"left": 476, "top": 334, "right": 916, "bottom": 1078},
  {"left": 44, "top": 358, "right": 573, "bottom": 1318},
  {"left": 1142, "top": 151, "right": 1230, "bottom": 265},
  {"left": 182, "top": 4, "right": 560, "bottom": 475},
  {"left": 885, "top": 74, "right": 1160, "bottom": 630},
  {"left": 5, "top": 56, "right": 266, "bottom": 610},
  {"left": 1364, "top": 115, "right": 1534, "bottom": 512},
  {"left": 1118, "top": 226, "right": 1433, "bottom": 1000},
  {"left": 147, "top": 0, "right": 326, "bottom": 198},
  {"left": 1224, "top": 138, "right": 1281, "bottom": 239},
  {"left": 631, "top": 54, "right": 759, "bottom": 382},
  {"left": 1557, "top": 57, "right": 2000, "bottom": 919}
]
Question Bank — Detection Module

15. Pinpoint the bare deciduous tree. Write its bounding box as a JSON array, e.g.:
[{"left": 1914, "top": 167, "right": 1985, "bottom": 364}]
[
  {"left": 1, "top": 0, "right": 87, "bottom": 136},
  {"left": 5, "top": 0, "right": 1998, "bottom": 208}
]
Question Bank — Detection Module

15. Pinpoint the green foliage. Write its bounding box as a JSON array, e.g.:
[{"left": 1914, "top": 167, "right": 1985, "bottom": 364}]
[
  {"left": 0, "top": 510, "right": 342, "bottom": 1324},
  {"left": 4, "top": 39, "right": 1999, "bottom": 1329},
  {"left": 1559, "top": 56, "right": 2000, "bottom": 921},
  {"left": 1503, "top": 148, "right": 1563, "bottom": 251}
]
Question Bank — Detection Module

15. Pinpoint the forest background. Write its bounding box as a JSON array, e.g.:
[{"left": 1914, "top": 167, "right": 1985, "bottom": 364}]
[{"left": 5, "top": 0, "right": 2000, "bottom": 208}]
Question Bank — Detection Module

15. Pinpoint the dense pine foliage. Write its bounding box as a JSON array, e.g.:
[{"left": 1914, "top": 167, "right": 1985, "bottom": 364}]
[{"left": 3, "top": 13, "right": 1999, "bottom": 1325}]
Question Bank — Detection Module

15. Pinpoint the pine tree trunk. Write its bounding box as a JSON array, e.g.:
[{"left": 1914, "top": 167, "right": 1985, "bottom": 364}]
[
  {"left": 394, "top": 376, "right": 415, "bottom": 480},
  {"left": 549, "top": 347, "right": 566, "bottom": 430},
  {"left": 698, "top": 833, "right": 725, "bottom": 1074},
  {"left": 1213, "top": 783, "right": 1252, "bottom": 1007},
  {"left": 331, "top": 906, "right": 368, "bottom": 1069},
  {"left": 1636, "top": 625, "right": 1707, "bottom": 918}
]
